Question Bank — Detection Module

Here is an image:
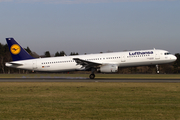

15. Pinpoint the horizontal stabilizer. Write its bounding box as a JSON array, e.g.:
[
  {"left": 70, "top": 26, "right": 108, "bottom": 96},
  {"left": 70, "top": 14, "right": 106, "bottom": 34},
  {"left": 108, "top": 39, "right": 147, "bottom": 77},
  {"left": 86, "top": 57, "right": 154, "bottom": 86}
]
[{"left": 5, "top": 62, "right": 24, "bottom": 67}]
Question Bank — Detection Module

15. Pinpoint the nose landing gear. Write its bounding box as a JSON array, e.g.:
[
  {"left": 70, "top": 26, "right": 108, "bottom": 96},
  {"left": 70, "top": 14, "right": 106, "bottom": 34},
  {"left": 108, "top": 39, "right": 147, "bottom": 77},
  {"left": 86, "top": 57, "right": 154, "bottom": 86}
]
[{"left": 156, "top": 65, "right": 159, "bottom": 74}]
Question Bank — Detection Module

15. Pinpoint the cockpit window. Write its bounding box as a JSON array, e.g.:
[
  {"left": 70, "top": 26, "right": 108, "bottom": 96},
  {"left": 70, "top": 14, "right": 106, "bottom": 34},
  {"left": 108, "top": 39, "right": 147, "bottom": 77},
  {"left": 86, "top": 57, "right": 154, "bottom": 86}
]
[{"left": 164, "top": 52, "right": 170, "bottom": 55}]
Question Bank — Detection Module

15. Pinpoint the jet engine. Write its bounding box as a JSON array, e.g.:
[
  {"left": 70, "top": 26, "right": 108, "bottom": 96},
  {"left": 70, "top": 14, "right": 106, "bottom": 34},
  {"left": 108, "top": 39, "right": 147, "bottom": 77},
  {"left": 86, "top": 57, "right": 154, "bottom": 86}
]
[{"left": 100, "top": 64, "right": 118, "bottom": 73}]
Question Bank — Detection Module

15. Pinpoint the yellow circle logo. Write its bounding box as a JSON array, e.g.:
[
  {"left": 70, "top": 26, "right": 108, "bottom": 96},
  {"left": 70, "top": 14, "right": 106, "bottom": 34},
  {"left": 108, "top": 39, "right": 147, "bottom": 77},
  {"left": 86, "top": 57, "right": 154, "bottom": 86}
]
[{"left": 10, "top": 44, "right": 21, "bottom": 55}]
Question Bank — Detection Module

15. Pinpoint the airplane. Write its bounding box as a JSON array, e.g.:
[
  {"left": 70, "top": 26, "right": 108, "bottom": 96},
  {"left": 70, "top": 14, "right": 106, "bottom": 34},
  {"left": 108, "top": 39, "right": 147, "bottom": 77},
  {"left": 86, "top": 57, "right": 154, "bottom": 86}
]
[{"left": 5, "top": 38, "right": 177, "bottom": 79}]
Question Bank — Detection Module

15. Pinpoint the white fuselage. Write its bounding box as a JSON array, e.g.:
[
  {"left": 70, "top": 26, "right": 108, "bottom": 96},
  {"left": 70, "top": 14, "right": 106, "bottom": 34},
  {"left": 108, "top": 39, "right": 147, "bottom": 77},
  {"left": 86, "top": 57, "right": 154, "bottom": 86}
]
[{"left": 6, "top": 49, "right": 177, "bottom": 72}]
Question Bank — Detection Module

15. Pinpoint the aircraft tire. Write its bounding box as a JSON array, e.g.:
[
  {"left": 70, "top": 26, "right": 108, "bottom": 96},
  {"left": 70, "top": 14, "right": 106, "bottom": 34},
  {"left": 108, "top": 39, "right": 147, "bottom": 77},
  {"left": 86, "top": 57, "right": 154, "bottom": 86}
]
[{"left": 89, "top": 74, "right": 95, "bottom": 79}]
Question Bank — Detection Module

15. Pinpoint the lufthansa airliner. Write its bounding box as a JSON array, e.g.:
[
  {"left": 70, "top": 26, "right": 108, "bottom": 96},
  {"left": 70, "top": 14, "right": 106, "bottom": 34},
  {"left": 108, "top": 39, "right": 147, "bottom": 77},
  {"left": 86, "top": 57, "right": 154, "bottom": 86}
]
[{"left": 5, "top": 38, "right": 177, "bottom": 79}]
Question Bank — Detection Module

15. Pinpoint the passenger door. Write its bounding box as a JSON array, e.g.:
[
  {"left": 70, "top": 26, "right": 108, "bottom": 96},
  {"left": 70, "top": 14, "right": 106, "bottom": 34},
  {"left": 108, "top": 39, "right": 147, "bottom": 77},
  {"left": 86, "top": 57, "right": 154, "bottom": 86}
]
[
  {"left": 121, "top": 55, "right": 126, "bottom": 62},
  {"left": 32, "top": 60, "right": 37, "bottom": 70},
  {"left": 155, "top": 51, "right": 160, "bottom": 59}
]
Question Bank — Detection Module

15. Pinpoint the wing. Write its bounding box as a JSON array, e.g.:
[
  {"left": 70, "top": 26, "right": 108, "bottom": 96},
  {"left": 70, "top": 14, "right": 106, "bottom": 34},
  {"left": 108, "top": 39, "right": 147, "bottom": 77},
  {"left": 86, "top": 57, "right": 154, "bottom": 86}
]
[{"left": 73, "top": 58, "right": 102, "bottom": 70}]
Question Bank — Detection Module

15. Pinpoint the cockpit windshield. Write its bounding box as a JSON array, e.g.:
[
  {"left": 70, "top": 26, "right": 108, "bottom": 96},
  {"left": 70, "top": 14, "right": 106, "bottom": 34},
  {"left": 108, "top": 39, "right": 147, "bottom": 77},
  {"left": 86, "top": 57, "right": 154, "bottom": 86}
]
[{"left": 164, "top": 52, "right": 171, "bottom": 55}]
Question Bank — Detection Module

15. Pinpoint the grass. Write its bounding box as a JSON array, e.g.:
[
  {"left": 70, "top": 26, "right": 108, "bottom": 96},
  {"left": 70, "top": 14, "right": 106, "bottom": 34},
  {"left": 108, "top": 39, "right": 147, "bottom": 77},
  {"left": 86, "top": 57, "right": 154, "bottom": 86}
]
[
  {"left": 0, "top": 82, "right": 180, "bottom": 120},
  {"left": 0, "top": 73, "right": 180, "bottom": 79}
]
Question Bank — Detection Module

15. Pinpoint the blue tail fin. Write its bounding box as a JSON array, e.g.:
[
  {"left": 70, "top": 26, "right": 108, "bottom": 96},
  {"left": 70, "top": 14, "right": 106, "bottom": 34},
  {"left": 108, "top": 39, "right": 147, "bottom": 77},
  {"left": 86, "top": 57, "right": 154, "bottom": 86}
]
[{"left": 6, "top": 38, "right": 34, "bottom": 61}]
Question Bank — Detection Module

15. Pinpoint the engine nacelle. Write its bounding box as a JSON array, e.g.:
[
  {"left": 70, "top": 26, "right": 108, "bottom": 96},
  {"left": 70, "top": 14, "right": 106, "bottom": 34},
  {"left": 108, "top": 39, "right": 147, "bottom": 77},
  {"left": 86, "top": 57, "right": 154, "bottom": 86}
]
[{"left": 100, "top": 64, "right": 118, "bottom": 73}]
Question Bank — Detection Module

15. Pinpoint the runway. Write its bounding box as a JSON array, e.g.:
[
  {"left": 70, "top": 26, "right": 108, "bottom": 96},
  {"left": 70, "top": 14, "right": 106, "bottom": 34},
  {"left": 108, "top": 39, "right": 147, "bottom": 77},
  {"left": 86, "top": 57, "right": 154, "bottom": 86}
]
[{"left": 0, "top": 78, "right": 180, "bottom": 82}]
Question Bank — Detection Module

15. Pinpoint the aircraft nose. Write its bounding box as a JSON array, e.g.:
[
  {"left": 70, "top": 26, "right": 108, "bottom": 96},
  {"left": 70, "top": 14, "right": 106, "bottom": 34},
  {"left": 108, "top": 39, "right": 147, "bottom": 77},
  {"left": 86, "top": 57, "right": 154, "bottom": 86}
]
[{"left": 172, "top": 55, "right": 177, "bottom": 61}]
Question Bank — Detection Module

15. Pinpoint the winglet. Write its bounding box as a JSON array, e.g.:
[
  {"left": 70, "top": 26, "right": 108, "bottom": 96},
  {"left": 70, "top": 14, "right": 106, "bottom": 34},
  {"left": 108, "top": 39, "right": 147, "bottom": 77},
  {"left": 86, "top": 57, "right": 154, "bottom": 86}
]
[{"left": 6, "top": 38, "right": 34, "bottom": 61}]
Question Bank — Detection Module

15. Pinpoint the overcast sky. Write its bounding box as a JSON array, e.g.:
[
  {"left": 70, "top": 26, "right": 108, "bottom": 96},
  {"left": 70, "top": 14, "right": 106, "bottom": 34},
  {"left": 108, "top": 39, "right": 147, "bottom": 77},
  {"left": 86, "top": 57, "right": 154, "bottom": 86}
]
[{"left": 0, "top": 0, "right": 180, "bottom": 55}]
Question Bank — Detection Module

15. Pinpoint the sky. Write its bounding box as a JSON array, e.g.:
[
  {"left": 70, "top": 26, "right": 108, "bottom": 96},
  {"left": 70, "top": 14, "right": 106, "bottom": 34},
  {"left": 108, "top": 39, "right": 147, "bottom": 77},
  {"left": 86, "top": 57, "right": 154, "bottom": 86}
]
[{"left": 0, "top": 0, "right": 180, "bottom": 56}]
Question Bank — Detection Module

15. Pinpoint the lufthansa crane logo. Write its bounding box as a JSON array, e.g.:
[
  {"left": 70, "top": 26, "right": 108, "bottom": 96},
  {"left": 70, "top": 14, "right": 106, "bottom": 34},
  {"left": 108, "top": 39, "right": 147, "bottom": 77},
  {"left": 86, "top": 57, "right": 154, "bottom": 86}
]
[{"left": 10, "top": 44, "right": 21, "bottom": 55}]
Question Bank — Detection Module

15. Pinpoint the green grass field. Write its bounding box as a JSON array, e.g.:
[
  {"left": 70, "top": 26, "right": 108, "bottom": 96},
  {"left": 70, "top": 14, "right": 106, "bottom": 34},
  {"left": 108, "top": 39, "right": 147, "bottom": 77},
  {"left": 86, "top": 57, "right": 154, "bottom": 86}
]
[{"left": 0, "top": 82, "right": 180, "bottom": 120}]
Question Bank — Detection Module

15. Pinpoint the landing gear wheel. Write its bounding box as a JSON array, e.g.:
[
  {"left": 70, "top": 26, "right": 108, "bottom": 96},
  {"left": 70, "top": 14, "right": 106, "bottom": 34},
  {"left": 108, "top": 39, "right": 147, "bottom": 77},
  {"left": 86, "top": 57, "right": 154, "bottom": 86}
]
[
  {"left": 156, "top": 65, "right": 159, "bottom": 74},
  {"left": 89, "top": 74, "right": 95, "bottom": 79}
]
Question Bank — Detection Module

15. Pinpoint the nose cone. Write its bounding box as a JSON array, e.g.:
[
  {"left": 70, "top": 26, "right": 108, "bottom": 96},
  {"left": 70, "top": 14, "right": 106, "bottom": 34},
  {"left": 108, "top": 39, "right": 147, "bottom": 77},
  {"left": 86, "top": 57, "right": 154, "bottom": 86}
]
[{"left": 172, "top": 55, "right": 177, "bottom": 62}]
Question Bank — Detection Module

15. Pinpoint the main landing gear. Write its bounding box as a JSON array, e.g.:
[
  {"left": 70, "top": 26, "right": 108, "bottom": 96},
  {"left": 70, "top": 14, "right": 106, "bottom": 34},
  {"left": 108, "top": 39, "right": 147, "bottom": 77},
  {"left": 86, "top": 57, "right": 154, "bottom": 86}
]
[
  {"left": 89, "top": 74, "right": 95, "bottom": 79},
  {"left": 89, "top": 68, "right": 96, "bottom": 79}
]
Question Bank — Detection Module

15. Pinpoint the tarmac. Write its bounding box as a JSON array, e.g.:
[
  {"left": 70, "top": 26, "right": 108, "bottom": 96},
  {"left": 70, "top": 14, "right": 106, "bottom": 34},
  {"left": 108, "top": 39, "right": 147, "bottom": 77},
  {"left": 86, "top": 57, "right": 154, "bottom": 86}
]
[{"left": 0, "top": 78, "right": 180, "bottom": 82}]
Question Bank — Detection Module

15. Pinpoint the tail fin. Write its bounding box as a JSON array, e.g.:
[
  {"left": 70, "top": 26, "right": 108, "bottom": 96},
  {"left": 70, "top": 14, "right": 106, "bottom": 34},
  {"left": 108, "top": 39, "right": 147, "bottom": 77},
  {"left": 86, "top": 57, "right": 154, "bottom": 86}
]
[{"left": 6, "top": 38, "right": 34, "bottom": 61}]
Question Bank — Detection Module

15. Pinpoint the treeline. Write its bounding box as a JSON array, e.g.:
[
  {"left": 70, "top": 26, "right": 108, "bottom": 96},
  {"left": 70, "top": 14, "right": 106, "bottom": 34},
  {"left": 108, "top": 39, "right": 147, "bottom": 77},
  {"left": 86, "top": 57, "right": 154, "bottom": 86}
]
[
  {"left": 44, "top": 51, "right": 79, "bottom": 57},
  {"left": 0, "top": 43, "right": 180, "bottom": 74}
]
